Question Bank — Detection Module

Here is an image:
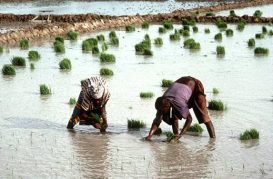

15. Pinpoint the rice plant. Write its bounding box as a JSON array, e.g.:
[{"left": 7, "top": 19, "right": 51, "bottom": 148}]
[
  {"left": 262, "top": 26, "right": 267, "bottom": 34},
  {"left": 126, "top": 25, "right": 135, "bottom": 32},
  {"left": 154, "top": 37, "right": 163, "bottom": 46},
  {"left": 248, "top": 38, "right": 255, "bottom": 47},
  {"left": 92, "top": 46, "right": 100, "bottom": 55},
  {"left": 69, "top": 97, "right": 76, "bottom": 105},
  {"left": 216, "top": 20, "right": 227, "bottom": 30},
  {"left": 183, "top": 25, "right": 190, "bottom": 31},
  {"left": 192, "top": 26, "right": 198, "bottom": 33},
  {"left": 109, "top": 31, "right": 117, "bottom": 38},
  {"left": 159, "top": 27, "right": 167, "bottom": 33},
  {"left": 206, "top": 12, "right": 215, "bottom": 16},
  {"left": 213, "top": 88, "right": 219, "bottom": 94},
  {"left": 55, "top": 36, "right": 64, "bottom": 43},
  {"left": 240, "top": 128, "right": 259, "bottom": 140},
  {"left": 100, "top": 53, "right": 116, "bottom": 63},
  {"left": 269, "top": 30, "right": 273, "bottom": 35},
  {"left": 254, "top": 47, "right": 269, "bottom": 55},
  {"left": 255, "top": 33, "right": 264, "bottom": 39},
  {"left": 142, "top": 22, "right": 149, "bottom": 29},
  {"left": 214, "top": 33, "right": 222, "bottom": 41},
  {"left": 225, "top": 29, "right": 233, "bottom": 36},
  {"left": 208, "top": 99, "right": 226, "bottom": 111},
  {"left": 2, "top": 64, "right": 16, "bottom": 75},
  {"left": 161, "top": 79, "right": 173, "bottom": 87},
  {"left": 253, "top": 10, "right": 262, "bottom": 17},
  {"left": 19, "top": 38, "right": 29, "bottom": 49},
  {"left": 30, "top": 63, "right": 35, "bottom": 70},
  {"left": 66, "top": 31, "right": 78, "bottom": 40},
  {"left": 181, "top": 19, "right": 196, "bottom": 26},
  {"left": 40, "top": 84, "right": 51, "bottom": 95},
  {"left": 187, "top": 123, "right": 203, "bottom": 133},
  {"left": 183, "top": 38, "right": 200, "bottom": 49},
  {"left": 237, "top": 21, "right": 246, "bottom": 31},
  {"left": 59, "top": 58, "right": 71, "bottom": 70},
  {"left": 140, "top": 92, "right": 154, "bottom": 98},
  {"left": 182, "top": 30, "right": 190, "bottom": 37},
  {"left": 163, "top": 20, "right": 173, "bottom": 30},
  {"left": 101, "top": 42, "right": 108, "bottom": 51},
  {"left": 110, "top": 37, "right": 119, "bottom": 46},
  {"left": 154, "top": 127, "right": 162, "bottom": 135},
  {"left": 54, "top": 41, "right": 65, "bottom": 53},
  {"left": 216, "top": 46, "right": 225, "bottom": 55},
  {"left": 82, "top": 38, "right": 98, "bottom": 51},
  {"left": 205, "top": 28, "right": 210, "bottom": 34},
  {"left": 143, "top": 49, "right": 153, "bottom": 56},
  {"left": 163, "top": 131, "right": 176, "bottom": 142},
  {"left": 229, "top": 10, "right": 236, "bottom": 16},
  {"left": 96, "top": 34, "right": 105, "bottom": 41},
  {"left": 135, "top": 36, "right": 152, "bottom": 55},
  {"left": 28, "top": 50, "right": 40, "bottom": 60},
  {"left": 11, "top": 56, "right": 26, "bottom": 66},
  {"left": 100, "top": 68, "right": 114, "bottom": 76},
  {"left": 127, "top": 119, "right": 146, "bottom": 129},
  {"left": 88, "top": 112, "right": 102, "bottom": 124},
  {"left": 170, "top": 33, "right": 180, "bottom": 41}
]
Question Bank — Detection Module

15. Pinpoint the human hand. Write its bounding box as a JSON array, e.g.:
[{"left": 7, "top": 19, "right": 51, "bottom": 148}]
[
  {"left": 144, "top": 136, "right": 152, "bottom": 141},
  {"left": 101, "top": 122, "right": 108, "bottom": 130}
]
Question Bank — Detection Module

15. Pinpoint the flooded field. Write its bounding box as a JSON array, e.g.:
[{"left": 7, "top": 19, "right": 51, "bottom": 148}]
[
  {"left": 0, "top": 0, "right": 219, "bottom": 15},
  {"left": 0, "top": 23, "right": 273, "bottom": 178}
]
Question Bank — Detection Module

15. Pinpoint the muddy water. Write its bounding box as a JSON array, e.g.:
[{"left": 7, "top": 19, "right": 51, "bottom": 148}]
[
  {"left": 0, "top": 23, "right": 273, "bottom": 178},
  {"left": 0, "top": 0, "right": 220, "bottom": 15}
]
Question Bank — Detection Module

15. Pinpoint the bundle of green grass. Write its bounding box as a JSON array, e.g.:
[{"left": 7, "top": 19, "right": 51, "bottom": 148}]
[
  {"left": 215, "top": 20, "right": 227, "bottom": 30},
  {"left": 216, "top": 46, "right": 225, "bottom": 55},
  {"left": 96, "top": 34, "right": 105, "bottom": 41},
  {"left": 30, "top": 63, "right": 35, "bottom": 70},
  {"left": 240, "top": 128, "right": 259, "bottom": 140},
  {"left": 254, "top": 47, "right": 269, "bottom": 55},
  {"left": 163, "top": 131, "right": 176, "bottom": 142},
  {"left": 204, "top": 28, "right": 210, "bottom": 34},
  {"left": 2, "top": 64, "right": 16, "bottom": 75},
  {"left": 140, "top": 92, "right": 154, "bottom": 98},
  {"left": 213, "top": 88, "right": 219, "bottom": 94},
  {"left": 229, "top": 10, "right": 236, "bottom": 17},
  {"left": 161, "top": 79, "right": 173, "bottom": 87},
  {"left": 169, "top": 32, "right": 180, "bottom": 41},
  {"left": 262, "top": 26, "right": 267, "bottom": 34},
  {"left": 82, "top": 38, "right": 98, "bottom": 51},
  {"left": 163, "top": 20, "right": 173, "bottom": 30},
  {"left": 108, "top": 31, "right": 119, "bottom": 46},
  {"left": 255, "top": 33, "right": 264, "bottom": 39},
  {"left": 92, "top": 46, "right": 100, "bottom": 55},
  {"left": 125, "top": 25, "right": 135, "bottom": 32},
  {"left": 142, "top": 22, "right": 149, "bottom": 29},
  {"left": 154, "top": 37, "right": 163, "bottom": 46},
  {"left": 11, "top": 56, "right": 26, "bottom": 66},
  {"left": 40, "top": 84, "right": 51, "bottom": 95},
  {"left": 237, "top": 21, "right": 246, "bottom": 31},
  {"left": 214, "top": 33, "right": 222, "bottom": 41},
  {"left": 208, "top": 99, "right": 226, "bottom": 111},
  {"left": 158, "top": 27, "right": 167, "bottom": 33},
  {"left": 101, "top": 42, "right": 108, "bottom": 51},
  {"left": 253, "top": 10, "right": 262, "bottom": 17},
  {"left": 100, "top": 53, "right": 116, "bottom": 63},
  {"left": 59, "top": 58, "right": 72, "bottom": 70},
  {"left": 181, "top": 29, "right": 190, "bottom": 37},
  {"left": 135, "top": 36, "right": 153, "bottom": 56},
  {"left": 248, "top": 38, "right": 255, "bottom": 47},
  {"left": 19, "top": 38, "right": 29, "bottom": 49},
  {"left": 181, "top": 19, "right": 196, "bottom": 26},
  {"left": 69, "top": 97, "right": 76, "bottom": 105},
  {"left": 225, "top": 29, "right": 233, "bottom": 36},
  {"left": 205, "top": 12, "right": 215, "bottom": 16},
  {"left": 154, "top": 127, "right": 162, "bottom": 135},
  {"left": 55, "top": 36, "right": 64, "bottom": 43},
  {"left": 192, "top": 26, "right": 198, "bottom": 33},
  {"left": 66, "top": 31, "right": 78, "bottom": 40},
  {"left": 127, "top": 119, "right": 146, "bottom": 129},
  {"left": 54, "top": 37, "right": 65, "bottom": 53},
  {"left": 28, "top": 50, "right": 41, "bottom": 61},
  {"left": 183, "top": 38, "right": 200, "bottom": 50},
  {"left": 187, "top": 123, "right": 203, "bottom": 133},
  {"left": 100, "top": 68, "right": 114, "bottom": 76}
]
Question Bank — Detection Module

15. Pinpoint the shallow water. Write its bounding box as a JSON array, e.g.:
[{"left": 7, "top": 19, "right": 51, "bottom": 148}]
[
  {"left": 0, "top": 23, "right": 273, "bottom": 178},
  {"left": 0, "top": 0, "right": 220, "bottom": 15}
]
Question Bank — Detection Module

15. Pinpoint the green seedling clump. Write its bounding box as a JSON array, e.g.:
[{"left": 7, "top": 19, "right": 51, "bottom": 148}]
[
  {"left": 28, "top": 50, "right": 40, "bottom": 60},
  {"left": 206, "top": 12, "right": 215, "bottom": 16},
  {"left": 187, "top": 123, "right": 203, "bottom": 133},
  {"left": 183, "top": 38, "right": 200, "bottom": 49},
  {"left": 97, "top": 34, "right": 105, "bottom": 41},
  {"left": 109, "top": 31, "right": 117, "bottom": 39},
  {"left": 92, "top": 46, "right": 100, "bottom": 55},
  {"left": 100, "top": 68, "right": 114, "bottom": 76},
  {"left": 19, "top": 38, "right": 29, "bottom": 49},
  {"left": 205, "top": 28, "right": 210, "bottom": 34},
  {"left": 214, "top": 33, "right": 222, "bottom": 41},
  {"left": 225, "top": 29, "right": 233, "bottom": 36},
  {"left": 213, "top": 88, "right": 219, "bottom": 94},
  {"left": 182, "top": 30, "right": 190, "bottom": 37},
  {"left": 154, "top": 127, "right": 162, "bottom": 135},
  {"left": 140, "top": 92, "right": 154, "bottom": 98},
  {"left": 135, "top": 36, "right": 152, "bottom": 55},
  {"left": 237, "top": 21, "right": 246, "bottom": 31},
  {"left": 208, "top": 99, "right": 226, "bottom": 111},
  {"left": 269, "top": 30, "right": 273, "bottom": 35},
  {"left": 262, "top": 26, "right": 267, "bottom": 34},
  {"left": 253, "top": 10, "right": 262, "bottom": 17},
  {"left": 216, "top": 20, "right": 227, "bottom": 29},
  {"left": 181, "top": 19, "right": 196, "bottom": 26},
  {"left": 88, "top": 112, "right": 102, "bottom": 124},
  {"left": 69, "top": 97, "right": 76, "bottom": 105},
  {"left": 55, "top": 36, "right": 64, "bottom": 43},
  {"left": 240, "top": 128, "right": 259, "bottom": 140},
  {"left": 163, "top": 20, "right": 173, "bottom": 30},
  {"left": 158, "top": 27, "right": 167, "bottom": 33},
  {"left": 11, "top": 56, "right": 26, "bottom": 66},
  {"left": 255, "top": 33, "right": 264, "bottom": 39},
  {"left": 54, "top": 41, "right": 65, "bottom": 53},
  {"left": 127, "top": 119, "right": 146, "bottom": 129},
  {"left": 100, "top": 53, "right": 116, "bottom": 63},
  {"left": 183, "top": 25, "right": 190, "bottom": 31},
  {"left": 248, "top": 38, "right": 255, "bottom": 47},
  {"left": 216, "top": 46, "right": 225, "bottom": 55},
  {"left": 126, "top": 25, "right": 135, "bottom": 32},
  {"left": 40, "top": 84, "right": 51, "bottom": 95},
  {"left": 82, "top": 38, "right": 98, "bottom": 51},
  {"left": 59, "top": 58, "right": 71, "bottom": 70},
  {"left": 154, "top": 37, "right": 163, "bottom": 46},
  {"left": 101, "top": 42, "right": 108, "bottom": 51},
  {"left": 143, "top": 49, "right": 153, "bottom": 56},
  {"left": 170, "top": 33, "right": 180, "bottom": 41},
  {"left": 30, "top": 63, "right": 35, "bottom": 70},
  {"left": 110, "top": 37, "right": 119, "bottom": 46},
  {"left": 229, "top": 10, "right": 236, "bottom": 16},
  {"left": 192, "top": 26, "right": 198, "bottom": 33},
  {"left": 254, "top": 47, "right": 269, "bottom": 55},
  {"left": 164, "top": 131, "right": 176, "bottom": 142},
  {"left": 142, "top": 22, "right": 149, "bottom": 29},
  {"left": 2, "top": 64, "right": 16, "bottom": 75},
  {"left": 66, "top": 31, "right": 78, "bottom": 40},
  {"left": 161, "top": 79, "right": 173, "bottom": 87}
]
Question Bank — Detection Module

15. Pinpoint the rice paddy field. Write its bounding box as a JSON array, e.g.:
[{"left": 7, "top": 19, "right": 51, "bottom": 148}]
[{"left": 1, "top": 3, "right": 273, "bottom": 179}]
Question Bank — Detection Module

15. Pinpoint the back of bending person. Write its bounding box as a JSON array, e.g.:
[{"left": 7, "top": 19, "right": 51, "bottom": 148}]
[{"left": 145, "top": 76, "right": 215, "bottom": 141}]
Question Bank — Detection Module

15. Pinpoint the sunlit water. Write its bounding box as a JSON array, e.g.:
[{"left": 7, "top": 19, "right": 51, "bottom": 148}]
[
  {"left": 0, "top": 0, "right": 219, "bottom": 15},
  {"left": 0, "top": 23, "right": 273, "bottom": 178}
]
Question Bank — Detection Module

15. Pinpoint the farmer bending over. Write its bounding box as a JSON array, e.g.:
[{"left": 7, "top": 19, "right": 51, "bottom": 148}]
[
  {"left": 145, "top": 76, "right": 216, "bottom": 141},
  {"left": 67, "top": 76, "right": 110, "bottom": 132}
]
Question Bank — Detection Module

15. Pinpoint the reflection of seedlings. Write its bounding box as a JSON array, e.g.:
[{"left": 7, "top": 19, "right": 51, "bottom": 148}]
[
  {"left": 208, "top": 99, "right": 226, "bottom": 111},
  {"left": 101, "top": 42, "right": 108, "bottom": 51},
  {"left": 154, "top": 127, "right": 162, "bottom": 135},
  {"left": 109, "top": 31, "right": 117, "bottom": 38},
  {"left": 214, "top": 33, "right": 222, "bottom": 41},
  {"left": 161, "top": 79, "right": 173, "bottom": 87},
  {"left": 66, "top": 31, "right": 78, "bottom": 40},
  {"left": 127, "top": 119, "right": 146, "bottom": 129},
  {"left": 229, "top": 10, "right": 236, "bottom": 16},
  {"left": 2, "top": 64, "right": 16, "bottom": 75},
  {"left": 206, "top": 12, "right": 215, "bottom": 16},
  {"left": 204, "top": 28, "right": 210, "bottom": 34},
  {"left": 140, "top": 92, "right": 154, "bottom": 98},
  {"left": 54, "top": 41, "right": 65, "bottom": 53},
  {"left": 213, "top": 88, "right": 219, "bottom": 94},
  {"left": 181, "top": 19, "right": 196, "bottom": 26},
  {"left": 225, "top": 29, "right": 233, "bottom": 36},
  {"left": 164, "top": 131, "right": 176, "bottom": 142},
  {"left": 253, "top": 10, "right": 262, "bottom": 17},
  {"left": 216, "top": 20, "right": 227, "bottom": 29},
  {"left": 237, "top": 21, "right": 246, "bottom": 31},
  {"left": 254, "top": 47, "right": 269, "bottom": 55},
  {"left": 97, "top": 34, "right": 105, "bottom": 41},
  {"left": 187, "top": 123, "right": 203, "bottom": 133},
  {"left": 142, "top": 22, "right": 149, "bottom": 29},
  {"left": 126, "top": 25, "right": 135, "bottom": 32},
  {"left": 92, "top": 46, "right": 100, "bottom": 55},
  {"left": 154, "top": 37, "right": 163, "bottom": 46},
  {"left": 163, "top": 20, "right": 173, "bottom": 30},
  {"left": 262, "top": 26, "right": 267, "bottom": 34},
  {"left": 11, "top": 56, "right": 26, "bottom": 66},
  {"left": 100, "top": 68, "right": 114, "bottom": 76},
  {"left": 192, "top": 26, "right": 198, "bottom": 33},
  {"left": 59, "top": 58, "right": 71, "bottom": 70},
  {"left": 30, "top": 63, "right": 35, "bottom": 70},
  {"left": 110, "top": 37, "right": 119, "bottom": 46},
  {"left": 255, "top": 33, "right": 264, "bottom": 39},
  {"left": 240, "top": 128, "right": 259, "bottom": 140},
  {"left": 100, "top": 53, "right": 116, "bottom": 63},
  {"left": 55, "top": 36, "right": 64, "bottom": 43},
  {"left": 216, "top": 46, "right": 225, "bottom": 55},
  {"left": 40, "top": 84, "right": 51, "bottom": 95},
  {"left": 28, "top": 50, "right": 41, "bottom": 60},
  {"left": 20, "top": 38, "right": 29, "bottom": 49},
  {"left": 158, "top": 27, "right": 166, "bottom": 33},
  {"left": 170, "top": 33, "right": 180, "bottom": 41},
  {"left": 69, "top": 97, "right": 76, "bottom": 105},
  {"left": 248, "top": 38, "right": 255, "bottom": 47}
]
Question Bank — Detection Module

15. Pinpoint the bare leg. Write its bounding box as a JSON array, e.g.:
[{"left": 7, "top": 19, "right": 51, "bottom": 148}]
[
  {"left": 172, "top": 119, "right": 179, "bottom": 135},
  {"left": 205, "top": 121, "right": 216, "bottom": 138}
]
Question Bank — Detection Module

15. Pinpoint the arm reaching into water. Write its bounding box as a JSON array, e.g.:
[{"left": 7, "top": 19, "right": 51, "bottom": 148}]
[
  {"left": 145, "top": 112, "right": 162, "bottom": 141},
  {"left": 175, "top": 113, "right": 192, "bottom": 140}
]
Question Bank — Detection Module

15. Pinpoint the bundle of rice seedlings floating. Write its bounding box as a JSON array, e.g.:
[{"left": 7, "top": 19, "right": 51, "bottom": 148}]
[
  {"left": 254, "top": 47, "right": 269, "bottom": 55},
  {"left": 214, "top": 33, "right": 222, "bottom": 41},
  {"left": 55, "top": 36, "right": 64, "bottom": 43},
  {"left": 269, "top": 30, "right": 273, "bottom": 36},
  {"left": 40, "top": 84, "right": 51, "bottom": 95},
  {"left": 82, "top": 38, "right": 98, "bottom": 51},
  {"left": 101, "top": 42, "right": 108, "bottom": 51},
  {"left": 183, "top": 38, "right": 200, "bottom": 50},
  {"left": 182, "top": 30, "right": 190, "bottom": 37},
  {"left": 140, "top": 92, "right": 154, "bottom": 98},
  {"left": 2, "top": 64, "right": 16, "bottom": 75},
  {"left": 158, "top": 27, "right": 167, "bottom": 33},
  {"left": 125, "top": 25, "right": 135, "bottom": 32},
  {"left": 215, "top": 20, "right": 227, "bottom": 30},
  {"left": 253, "top": 10, "right": 262, "bottom": 17},
  {"left": 204, "top": 28, "right": 210, "bottom": 34},
  {"left": 0, "top": 46, "right": 3, "bottom": 54},
  {"left": 30, "top": 63, "right": 35, "bottom": 70},
  {"left": 11, "top": 56, "right": 26, "bottom": 66},
  {"left": 96, "top": 34, "right": 105, "bottom": 41},
  {"left": 262, "top": 26, "right": 267, "bottom": 34},
  {"left": 216, "top": 46, "right": 225, "bottom": 55},
  {"left": 154, "top": 127, "right": 162, "bottom": 135},
  {"left": 28, "top": 50, "right": 40, "bottom": 61},
  {"left": 161, "top": 79, "right": 173, "bottom": 87},
  {"left": 19, "top": 38, "right": 29, "bottom": 49},
  {"left": 240, "top": 128, "right": 259, "bottom": 140},
  {"left": 255, "top": 33, "right": 264, "bottom": 39},
  {"left": 213, "top": 88, "right": 219, "bottom": 94},
  {"left": 183, "top": 25, "right": 190, "bottom": 31},
  {"left": 54, "top": 41, "right": 65, "bottom": 53},
  {"left": 144, "top": 34, "right": 150, "bottom": 41},
  {"left": 92, "top": 46, "right": 100, "bottom": 55},
  {"left": 100, "top": 53, "right": 116, "bottom": 63},
  {"left": 88, "top": 112, "right": 102, "bottom": 124},
  {"left": 135, "top": 36, "right": 152, "bottom": 55},
  {"left": 192, "top": 26, "right": 198, "bottom": 33},
  {"left": 170, "top": 33, "right": 180, "bottom": 41},
  {"left": 208, "top": 99, "right": 226, "bottom": 111},
  {"left": 100, "top": 68, "right": 114, "bottom": 76},
  {"left": 237, "top": 21, "right": 246, "bottom": 31},
  {"left": 206, "top": 12, "right": 215, "bottom": 16},
  {"left": 59, "top": 58, "right": 71, "bottom": 70},
  {"left": 110, "top": 37, "right": 119, "bottom": 46},
  {"left": 181, "top": 19, "right": 196, "bottom": 26},
  {"left": 229, "top": 10, "right": 236, "bottom": 16},
  {"left": 154, "top": 37, "right": 163, "bottom": 46},
  {"left": 68, "top": 97, "right": 76, "bottom": 105},
  {"left": 163, "top": 131, "right": 176, "bottom": 142},
  {"left": 163, "top": 20, "right": 173, "bottom": 30},
  {"left": 143, "top": 49, "right": 153, "bottom": 56},
  {"left": 66, "top": 31, "right": 78, "bottom": 40},
  {"left": 142, "top": 22, "right": 149, "bottom": 29},
  {"left": 225, "top": 29, "right": 233, "bottom": 36},
  {"left": 127, "top": 119, "right": 146, "bottom": 129},
  {"left": 248, "top": 38, "right": 255, "bottom": 47},
  {"left": 187, "top": 123, "right": 203, "bottom": 133},
  {"left": 109, "top": 31, "right": 117, "bottom": 39}
]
